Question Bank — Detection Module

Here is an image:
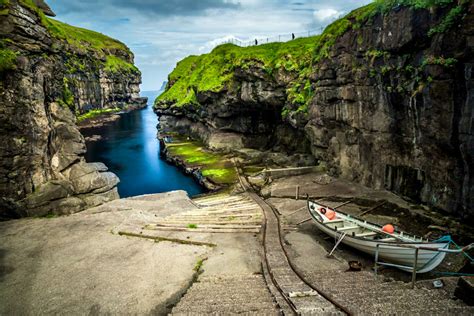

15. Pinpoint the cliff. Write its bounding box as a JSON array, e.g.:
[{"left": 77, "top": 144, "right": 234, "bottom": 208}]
[
  {"left": 155, "top": 0, "right": 474, "bottom": 219},
  {"left": 0, "top": 0, "right": 147, "bottom": 218}
]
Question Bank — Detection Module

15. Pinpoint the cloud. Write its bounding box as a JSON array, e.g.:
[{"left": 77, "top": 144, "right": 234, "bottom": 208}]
[
  {"left": 49, "top": 0, "right": 240, "bottom": 17},
  {"left": 313, "top": 8, "right": 342, "bottom": 21},
  {"left": 47, "top": 0, "right": 373, "bottom": 91}
]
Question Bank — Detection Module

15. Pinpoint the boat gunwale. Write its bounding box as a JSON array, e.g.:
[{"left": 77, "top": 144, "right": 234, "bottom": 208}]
[{"left": 307, "top": 199, "right": 449, "bottom": 246}]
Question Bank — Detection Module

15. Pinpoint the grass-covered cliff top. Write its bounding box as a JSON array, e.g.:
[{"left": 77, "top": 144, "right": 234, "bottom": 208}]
[
  {"left": 0, "top": 0, "right": 138, "bottom": 74},
  {"left": 45, "top": 18, "right": 139, "bottom": 74},
  {"left": 156, "top": 0, "right": 467, "bottom": 112}
]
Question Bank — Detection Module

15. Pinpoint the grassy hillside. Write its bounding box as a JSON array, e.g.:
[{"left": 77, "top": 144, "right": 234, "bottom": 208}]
[
  {"left": 156, "top": 0, "right": 467, "bottom": 115},
  {"left": 0, "top": 0, "right": 138, "bottom": 74}
]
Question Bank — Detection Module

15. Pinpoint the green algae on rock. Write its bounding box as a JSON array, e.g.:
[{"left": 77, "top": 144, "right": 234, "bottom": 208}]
[{"left": 162, "top": 136, "right": 238, "bottom": 188}]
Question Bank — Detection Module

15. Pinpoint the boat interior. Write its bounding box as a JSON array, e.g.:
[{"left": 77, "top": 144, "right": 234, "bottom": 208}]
[
  {"left": 324, "top": 217, "right": 398, "bottom": 241},
  {"left": 309, "top": 202, "right": 421, "bottom": 242}
]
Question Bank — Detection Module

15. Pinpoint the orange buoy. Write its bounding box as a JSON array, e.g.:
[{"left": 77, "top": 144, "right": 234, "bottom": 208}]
[
  {"left": 325, "top": 209, "right": 336, "bottom": 220},
  {"left": 382, "top": 224, "right": 395, "bottom": 234}
]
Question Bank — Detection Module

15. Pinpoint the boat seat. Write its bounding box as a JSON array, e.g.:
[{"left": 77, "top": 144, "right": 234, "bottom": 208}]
[
  {"left": 355, "top": 231, "right": 377, "bottom": 238},
  {"left": 337, "top": 225, "right": 359, "bottom": 232},
  {"left": 324, "top": 218, "right": 344, "bottom": 224}
]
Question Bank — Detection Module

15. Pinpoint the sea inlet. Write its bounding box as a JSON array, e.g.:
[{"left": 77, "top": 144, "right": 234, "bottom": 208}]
[{"left": 82, "top": 91, "right": 205, "bottom": 198}]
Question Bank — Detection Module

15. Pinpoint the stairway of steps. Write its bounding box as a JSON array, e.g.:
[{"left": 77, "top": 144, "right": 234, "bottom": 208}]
[
  {"left": 146, "top": 194, "right": 264, "bottom": 233},
  {"left": 171, "top": 275, "right": 279, "bottom": 315},
  {"left": 303, "top": 270, "right": 474, "bottom": 315}
]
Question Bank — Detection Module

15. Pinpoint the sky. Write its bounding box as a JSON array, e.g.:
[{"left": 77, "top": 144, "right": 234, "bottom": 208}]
[{"left": 47, "top": 0, "right": 373, "bottom": 91}]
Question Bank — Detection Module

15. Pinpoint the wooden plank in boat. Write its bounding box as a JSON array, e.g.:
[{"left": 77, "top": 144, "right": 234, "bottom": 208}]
[{"left": 338, "top": 225, "right": 359, "bottom": 232}]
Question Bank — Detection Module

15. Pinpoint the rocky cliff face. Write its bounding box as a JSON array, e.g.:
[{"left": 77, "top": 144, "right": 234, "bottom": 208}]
[
  {"left": 155, "top": 1, "right": 474, "bottom": 219},
  {"left": 0, "top": 0, "right": 146, "bottom": 218}
]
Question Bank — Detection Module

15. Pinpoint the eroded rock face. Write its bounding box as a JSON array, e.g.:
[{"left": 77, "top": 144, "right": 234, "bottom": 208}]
[
  {"left": 156, "top": 3, "right": 474, "bottom": 219},
  {"left": 156, "top": 65, "right": 310, "bottom": 153},
  {"left": 0, "top": 1, "right": 144, "bottom": 218},
  {"left": 305, "top": 4, "right": 474, "bottom": 219}
]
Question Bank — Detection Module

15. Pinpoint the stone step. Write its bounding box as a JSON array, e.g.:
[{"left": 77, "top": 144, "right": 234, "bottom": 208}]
[
  {"left": 172, "top": 307, "right": 278, "bottom": 315},
  {"left": 195, "top": 197, "right": 249, "bottom": 206},
  {"left": 145, "top": 226, "right": 260, "bottom": 234},
  {"left": 192, "top": 193, "right": 230, "bottom": 202},
  {"left": 166, "top": 215, "right": 261, "bottom": 222},
  {"left": 154, "top": 220, "right": 262, "bottom": 226},
  {"left": 195, "top": 203, "right": 258, "bottom": 212},
  {"left": 171, "top": 275, "right": 278, "bottom": 315},
  {"left": 173, "top": 212, "right": 261, "bottom": 218}
]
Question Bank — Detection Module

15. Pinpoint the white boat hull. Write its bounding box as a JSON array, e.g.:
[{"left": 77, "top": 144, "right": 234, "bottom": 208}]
[{"left": 308, "top": 201, "right": 449, "bottom": 273}]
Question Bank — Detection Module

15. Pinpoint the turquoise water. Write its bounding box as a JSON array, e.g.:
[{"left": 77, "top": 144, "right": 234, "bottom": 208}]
[{"left": 83, "top": 91, "right": 205, "bottom": 198}]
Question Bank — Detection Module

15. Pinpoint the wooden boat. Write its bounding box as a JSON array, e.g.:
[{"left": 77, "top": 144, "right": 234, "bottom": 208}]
[{"left": 307, "top": 200, "right": 450, "bottom": 273}]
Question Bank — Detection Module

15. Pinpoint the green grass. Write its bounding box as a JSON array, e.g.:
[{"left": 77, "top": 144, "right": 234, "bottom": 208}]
[
  {"left": 201, "top": 168, "right": 237, "bottom": 184},
  {"left": 77, "top": 108, "right": 120, "bottom": 122},
  {"left": 166, "top": 139, "right": 238, "bottom": 185},
  {"left": 11, "top": 1, "right": 138, "bottom": 74},
  {"left": 156, "top": 37, "right": 319, "bottom": 109},
  {"left": 167, "top": 142, "right": 220, "bottom": 165},
  {"left": 104, "top": 55, "right": 139, "bottom": 74},
  {"left": 0, "top": 0, "right": 9, "bottom": 15},
  {"left": 44, "top": 18, "right": 129, "bottom": 55},
  {"left": 187, "top": 223, "right": 198, "bottom": 229},
  {"left": 193, "top": 258, "right": 205, "bottom": 272},
  {"left": 44, "top": 19, "right": 137, "bottom": 73},
  {"left": 0, "top": 46, "right": 17, "bottom": 72}
]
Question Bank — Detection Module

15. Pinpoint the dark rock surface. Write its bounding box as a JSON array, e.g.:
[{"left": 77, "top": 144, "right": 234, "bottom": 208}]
[
  {"left": 0, "top": 1, "right": 145, "bottom": 218},
  {"left": 156, "top": 3, "right": 474, "bottom": 220},
  {"left": 305, "top": 4, "right": 474, "bottom": 220}
]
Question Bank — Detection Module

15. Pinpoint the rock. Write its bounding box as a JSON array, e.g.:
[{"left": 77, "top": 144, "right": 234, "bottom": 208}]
[
  {"left": 0, "top": 1, "right": 143, "bottom": 218},
  {"left": 23, "top": 180, "right": 74, "bottom": 209},
  {"left": 454, "top": 277, "right": 474, "bottom": 306},
  {"left": 313, "top": 174, "right": 332, "bottom": 185},
  {"left": 155, "top": 2, "right": 474, "bottom": 219},
  {"left": 71, "top": 170, "right": 119, "bottom": 195},
  {"left": 79, "top": 188, "right": 120, "bottom": 208},
  {"left": 208, "top": 132, "right": 244, "bottom": 151},
  {"left": 30, "top": 196, "right": 86, "bottom": 217},
  {"left": 33, "top": 0, "right": 55, "bottom": 16},
  {"left": 248, "top": 175, "right": 266, "bottom": 188}
]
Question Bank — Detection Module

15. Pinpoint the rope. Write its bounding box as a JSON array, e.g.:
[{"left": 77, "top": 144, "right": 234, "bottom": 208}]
[{"left": 434, "top": 235, "right": 474, "bottom": 262}]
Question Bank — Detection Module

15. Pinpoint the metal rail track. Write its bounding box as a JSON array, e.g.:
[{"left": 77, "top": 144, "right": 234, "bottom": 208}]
[{"left": 235, "top": 167, "right": 351, "bottom": 315}]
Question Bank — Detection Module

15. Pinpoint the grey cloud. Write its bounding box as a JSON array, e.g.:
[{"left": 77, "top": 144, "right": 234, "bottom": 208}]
[{"left": 48, "top": 0, "right": 240, "bottom": 17}]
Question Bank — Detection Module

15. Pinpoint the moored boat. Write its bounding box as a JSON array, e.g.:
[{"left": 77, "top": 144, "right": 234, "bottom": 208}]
[{"left": 307, "top": 200, "right": 451, "bottom": 273}]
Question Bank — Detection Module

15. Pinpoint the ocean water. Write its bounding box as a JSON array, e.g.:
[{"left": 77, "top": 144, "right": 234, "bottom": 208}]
[{"left": 83, "top": 91, "right": 205, "bottom": 198}]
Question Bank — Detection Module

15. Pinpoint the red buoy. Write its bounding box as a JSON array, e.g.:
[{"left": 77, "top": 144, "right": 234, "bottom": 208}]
[
  {"left": 325, "top": 209, "right": 336, "bottom": 220},
  {"left": 382, "top": 224, "right": 395, "bottom": 234}
]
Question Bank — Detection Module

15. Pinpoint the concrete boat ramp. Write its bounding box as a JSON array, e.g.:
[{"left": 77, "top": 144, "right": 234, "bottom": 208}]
[{"left": 1, "top": 174, "right": 473, "bottom": 315}]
